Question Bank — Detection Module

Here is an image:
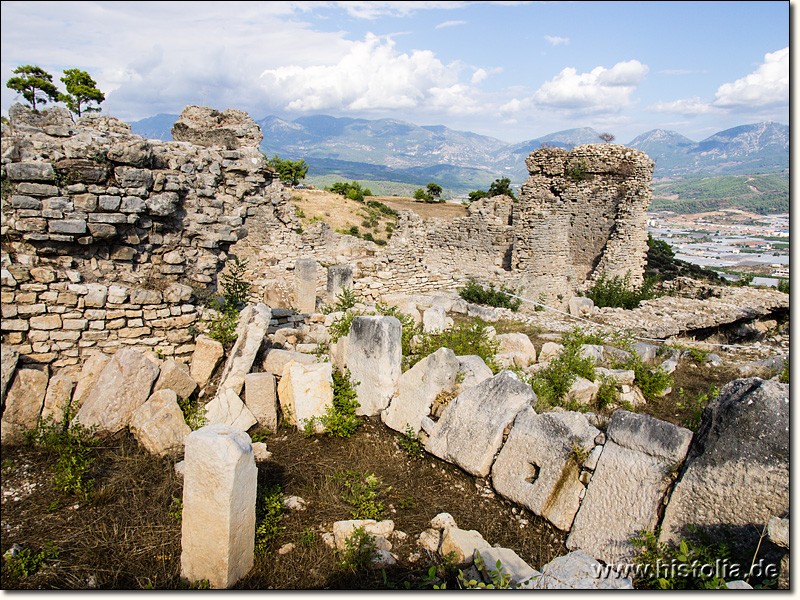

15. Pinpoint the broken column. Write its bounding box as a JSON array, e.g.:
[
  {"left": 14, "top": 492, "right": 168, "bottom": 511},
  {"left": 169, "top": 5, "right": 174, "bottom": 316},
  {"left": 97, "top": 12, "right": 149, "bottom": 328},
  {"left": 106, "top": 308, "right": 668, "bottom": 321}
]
[
  {"left": 180, "top": 424, "right": 257, "bottom": 589},
  {"left": 295, "top": 258, "right": 318, "bottom": 313},
  {"left": 347, "top": 316, "right": 402, "bottom": 417},
  {"left": 327, "top": 264, "right": 353, "bottom": 301}
]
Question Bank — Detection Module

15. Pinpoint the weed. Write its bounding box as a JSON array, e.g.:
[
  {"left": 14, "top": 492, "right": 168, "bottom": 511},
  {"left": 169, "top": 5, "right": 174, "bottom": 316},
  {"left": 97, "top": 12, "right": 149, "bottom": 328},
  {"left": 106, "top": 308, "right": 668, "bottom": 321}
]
[
  {"left": 338, "top": 526, "right": 378, "bottom": 571},
  {"left": 177, "top": 397, "right": 207, "bottom": 431},
  {"left": 320, "top": 368, "right": 360, "bottom": 438},
  {"left": 676, "top": 386, "right": 718, "bottom": 431},
  {"left": 595, "top": 373, "right": 620, "bottom": 411},
  {"left": 630, "top": 527, "right": 729, "bottom": 589},
  {"left": 220, "top": 256, "right": 254, "bottom": 311},
  {"left": 584, "top": 271, "right": 659, "bottom": 310},
  {"left": 335, "top": 470, "right": 388, "bottom": 520},
  {"left": 777, "top": 278, "right": 789, "bottom": 294},
  {"left": 409, "top": 318, "right": 499, "bottom": 372},
  {"left": 398, "top": 425, "right": 425, "bottom": 459},
  {"left": 297, "top": 529, "right": 316, "bottom": 547},
  {"left": 458, "top": 278, "right": 522, "bottom": 312},
  {"left": 566, "top": 159, "right": 589, "bottom": 182},
  {"left": 534, "top": 292, "right": 547, "bottom": 311},
  {"left": 2, "top": 178, "right": 16, "bottom": 200},
  {"left": 2, "top": 543, "right": 59, "bottom": 579},
  {"left": 779, "top": 361, "right": 789, "bottom": 383},
  {"left": 323, "top": 287, "right": 358, "bottom": 314},
  {"left": 25, "top": 413, "right": 98, "bottom": 499},
  {"left": 530, "top": 328, "right": 597, "bottom": 409},
  {"left": 687, "top": 347, "right": 709, "bottom": 364},
  {"left": 169, "top": 496, "right": 183, "bottom": 522},
  {"left": 254, "top": 484, "right": 286, "bottom": 554},
  {"left": 202, "top": 302, "right": 239, "bottom": 345},
  {"left": 567, "top": 439, "right": 591, "bottom": 467}
]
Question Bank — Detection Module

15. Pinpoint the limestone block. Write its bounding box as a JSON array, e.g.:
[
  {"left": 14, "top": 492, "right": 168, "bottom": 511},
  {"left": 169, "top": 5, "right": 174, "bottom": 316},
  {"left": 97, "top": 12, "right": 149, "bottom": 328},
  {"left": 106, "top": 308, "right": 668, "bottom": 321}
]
[
  {"left": 333, "top": 519, "right": 395, "bottom": 551},
  {"left": 2, "top": 367, "right": 49, "bottom": 429},
  {"left": 418, "top": 529, "right": 442, "bottom": 553},
  {"left": 567, "top": 410, "right": 692, "bottom": 563},
  {"left": 440, "top": 527, "right": 490, "bottom": 565},
  {"left": 634, "top": 342, "right": 658, "bottom": 362},
  {"left": 768, "top": 517, "right": 789, "bottom": 549},
  {"left": 328, "top": 337, "right": 348, "bottom": 373},
  {"left": 455, "top": 355, "right": 493, "bottom": 392},
  {"left": 1, "top": 344, "right": 20, "bottom": 404},
  {"left": 1, "top": 420, "right": 26, "bottom": 445},
  {"left": 566, "top": 377, "right": 599, "bottom": 405},
  {"left": 217, "top": 304, "right": 270, "bottom": 396},
  {"left": 153, "top": 359, "right": 198, "bottom": 400},
  {"left": 568, "top": 297, "right": 594, "bottom": 316},
  {"left": 496, "top": 333, "right": 536, "bottom": 366},
  {"left": 422, "top": 305, "right": 446, "bottom": 333},
  {"left": 261, "top": 348, "right": 318, "bottom": 376},
  {"left": 74, "top": 348, "right": 161, "bottom": 434},
  {"left": 277, "top": 362, "right": 333, "bottom": 432},
  {"left": 205, "top": 387, "right": 257, "bottom": 432},
  {"left": 595, "top": 367, "right": 635, "bottom": 386},
  {"left": 70, "top": 352, "right": 111, "bottom": 411},
  {"left": 492, "top": 408, "right": 600, "bottom": 531},
  {"left": 180, "top": 425, "right": 257, "bottom": 589},
  {"left": 475, "top": 547, "right": 541, "bottom": 588},
  {"left": 327, "top": 264, "right": 353, "bottom": 300},
  {"left": 538, "top": 342, "right": 563, "bottom": 363},
  {"left": 347, "top": 316, "right": 402, "bottom": 417},
  {"left": 382, "top": 347, "right": 459, "bottom": 434},
  {"left": 659, "top": 357, "right": 679, "bottom": 374},
  {"left": 172, "top": 105, "right": 263, "bottom": 149},
  {"left": 40, "top": 372, "right": 75, "bottom": 424},
  {"left": 659, "top": 378, "right": 789, "bottom": 554},
  {"left": 189, "top": 335, "right": 224, "bottom": 388},
  {"left": 495, "top": 352, "right": 530, "bottom": 370},
  {"left": 533, "top": 550, "right": 633, "bottom": 589},
  {"left": 130, "top": 389, "right": 191, "bottom": 456},
  {"left": 579, "top": 344, "right": 604, "bottom": 363},
  {"left": 426, "top": 371, "right": 534, "bottom": 477},
  {"left": 244, "top": 372, "right": 277, "bottom": 431},
  {"left": 431, "top": 512, "right": 458, "bottom": 530},
  {"left": 294, "top": 258, "right": 318, "bottom": 314}
]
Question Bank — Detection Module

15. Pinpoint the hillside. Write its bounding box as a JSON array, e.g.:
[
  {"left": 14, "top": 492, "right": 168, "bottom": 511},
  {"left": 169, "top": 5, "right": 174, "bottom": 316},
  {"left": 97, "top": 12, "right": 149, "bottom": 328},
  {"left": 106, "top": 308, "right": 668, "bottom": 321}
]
[{"left": 650, "top": 173, "right": 789, "bottom": 214}]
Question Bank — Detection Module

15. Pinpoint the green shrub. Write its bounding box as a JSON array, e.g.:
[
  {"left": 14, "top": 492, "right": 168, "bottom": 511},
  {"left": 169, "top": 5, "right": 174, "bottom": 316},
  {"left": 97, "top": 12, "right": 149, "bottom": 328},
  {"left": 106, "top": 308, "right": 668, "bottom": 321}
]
[
  {"left": 220, "top": 257, "right": 254, "bottom": 311},
  {"left": 630, "top": 527, "right": 729, "bottom": 589},
  {"left": 254, "top": 484, "right": 286, "bottom": 554},
  {"left": 777, "top": 278, "right": 789, "bottom": 294},
  {"left": 203, "top": 304, "right": 239, "bottom": 345},
  {"left": 595, "top": 374, "right": 620, "bottom": 411},
  {"left": 676, "top": 386, "right": 718, "bottom": 431},
  {"left": 26, "top": 413, "right": 98, "bottom": 499},
  {"left": 320, "top": 368, "right": 360, "bottom": 438},
  {"left": 177, "top": 397, "right": 207, "bottom": 430},
  {"left": 398, "top": 425, "right": 425, "bottom": 459},
  {"left": 779, "top": 361, "right": 789, "bottom": 383},
  {"left": 458, "top": 278, "right": 522, "bottom": 312},
  {"left": 335, "top": 471, "right": 388, "bottom": 520},
  {"left": 2, "top": 544, "right": 59, "bottom": 579},
  {"left": 531, "top": 330, "right": 597, "bottom": 409},
  {"left": 409, "top": 319, "right": 500, "bottom": 372},
  {"left": 338, "top": 526, "right": 378, "bottom": 571},
  {"left": 585, "top": 271, "right": 658, "bottom": 310}
]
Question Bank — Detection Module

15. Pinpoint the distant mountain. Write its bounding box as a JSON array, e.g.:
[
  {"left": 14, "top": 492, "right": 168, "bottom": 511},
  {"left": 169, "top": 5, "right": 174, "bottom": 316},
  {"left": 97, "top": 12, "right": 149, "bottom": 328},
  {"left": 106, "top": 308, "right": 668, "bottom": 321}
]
[{"left": 128, "top": 113, "right": 788, "bottom": 194}]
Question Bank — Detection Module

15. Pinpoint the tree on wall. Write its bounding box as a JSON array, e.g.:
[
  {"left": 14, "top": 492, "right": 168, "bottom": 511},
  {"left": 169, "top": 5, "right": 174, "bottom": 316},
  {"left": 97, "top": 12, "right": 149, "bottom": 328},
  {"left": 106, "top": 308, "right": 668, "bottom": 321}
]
[
  {"left": 266, "top": 154, "right": 309, "bottom": 186},
  {"left": 60, "top": 69, "right": 105, "bottom": 117},
  {"left": 6, "top": 65, "right": 61, "bottom": 111},
  {"left": 488, "top": 177, "right": 516, "bottom": 200},
  {"left": 599, "top": 132, "right": 615, "bottom": 143}
]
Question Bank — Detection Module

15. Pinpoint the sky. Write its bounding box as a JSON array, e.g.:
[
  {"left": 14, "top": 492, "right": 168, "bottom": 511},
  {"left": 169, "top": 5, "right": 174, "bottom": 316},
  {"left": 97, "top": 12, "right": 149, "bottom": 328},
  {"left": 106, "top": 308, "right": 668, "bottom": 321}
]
[{"left": 0, "top": 1, "right": 790, "bottom": 144}]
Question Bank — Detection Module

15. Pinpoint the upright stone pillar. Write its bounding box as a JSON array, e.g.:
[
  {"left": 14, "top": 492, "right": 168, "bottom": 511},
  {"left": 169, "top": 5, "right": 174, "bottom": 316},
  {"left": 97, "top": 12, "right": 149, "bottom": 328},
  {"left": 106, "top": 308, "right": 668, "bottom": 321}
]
[
  {"left": 327, "top": 264, "right": 353, "bottom": 301},
  {"left": 295, "top": 258, "right": 318, "bottom": 313},
  {"left": 180, "top": 425, "right": 257, "bottom": 589},
  {"left": 347, "top": 316, "right": 402, "bottom": 416}
]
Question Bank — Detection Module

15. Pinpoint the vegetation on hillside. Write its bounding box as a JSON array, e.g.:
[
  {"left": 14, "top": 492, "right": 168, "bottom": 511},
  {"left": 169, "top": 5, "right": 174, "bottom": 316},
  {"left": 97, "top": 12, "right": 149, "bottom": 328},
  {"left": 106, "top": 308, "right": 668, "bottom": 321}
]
[{"left": 650, "top": 173, "right": 788, "bottom": 215}]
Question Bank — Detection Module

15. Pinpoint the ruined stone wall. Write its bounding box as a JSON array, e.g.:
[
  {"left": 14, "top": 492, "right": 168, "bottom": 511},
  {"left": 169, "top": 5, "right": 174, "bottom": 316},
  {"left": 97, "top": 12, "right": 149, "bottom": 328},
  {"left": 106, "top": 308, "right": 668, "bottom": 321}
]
[{"left": 1, "top": 104, "right": 299, "bottom": 366}]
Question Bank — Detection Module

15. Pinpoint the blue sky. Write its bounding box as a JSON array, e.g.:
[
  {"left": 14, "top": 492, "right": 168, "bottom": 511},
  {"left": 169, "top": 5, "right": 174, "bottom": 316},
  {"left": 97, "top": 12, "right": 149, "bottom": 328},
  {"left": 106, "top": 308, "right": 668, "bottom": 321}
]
[{"left": 0, "top": 1, "right": 789, "bottom": 143}]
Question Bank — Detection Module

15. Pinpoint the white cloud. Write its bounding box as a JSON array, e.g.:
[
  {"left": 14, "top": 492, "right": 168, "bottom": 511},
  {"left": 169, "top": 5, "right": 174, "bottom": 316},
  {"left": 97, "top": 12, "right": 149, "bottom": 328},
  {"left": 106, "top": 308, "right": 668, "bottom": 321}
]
[
  {"left": 648, "top": 97, "right": 720, "bottom": 115},
  {"left": 471, "top": 68, "right": 488, "bottom": 84},
  {"left": 522, "top": 60, "right": 649, "bottom": 112},
  {"left": 544, "top": 35, "right": 569, "bottom": 46},
  {"left": 260, "top": 33, "right": 465, "bottom": 113},
  {"left": 713, "top": 47, "right": 788, "bottom": 108},
  {"left": 436, "top": 20, "right": 467, "bottom": 29},
  {"left": 334, "top": 1, "right": 470, "bottom": 20}
]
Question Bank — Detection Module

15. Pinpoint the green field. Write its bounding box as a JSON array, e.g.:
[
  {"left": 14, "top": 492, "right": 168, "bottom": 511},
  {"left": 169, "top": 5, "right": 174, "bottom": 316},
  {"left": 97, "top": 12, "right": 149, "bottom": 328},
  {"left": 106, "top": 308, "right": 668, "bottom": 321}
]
[{"left": 651, "top": 173, "right": 788, "bottom": 214}]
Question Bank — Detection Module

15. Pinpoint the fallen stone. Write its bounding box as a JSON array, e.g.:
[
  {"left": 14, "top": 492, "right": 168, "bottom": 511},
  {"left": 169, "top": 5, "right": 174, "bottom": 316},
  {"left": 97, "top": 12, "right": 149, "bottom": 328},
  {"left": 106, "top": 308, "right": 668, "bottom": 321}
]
[
  {"left": 566, "top": 376, "right": 599, "bottom": 405},
  {"left": 74, "top": 348, "right": 160, "bottom": 435},
  {"left": 538, "top": 342, "right": 563, "bottom": 363},
  {"left": 251, "top": 442, "right": 272, "bottom": 462},
  {"left": 659, "top": 378, "right": 789, "bottom": 554},
  {"left": 422, "top": 305, "right": 447, "bottom": 333},
  {"left": 260, "top": 348, "right": 317, "bottom": 376},
  {"left": 455, "top": 355, "right": 493, "bottom": 392},
  {"left": 2, "top": 366, "right": 49, "bottom": 430},
  {"left": 180, "top": 425, "right": 257, "bottom": 589},
  {"left": 130, "top": 389, "right": 191, "bottom": 456},
  {"left": 418, "top": 529, "right": 441, "bottom": 553},
  {"left": 277, "top": 361, "right": 333, "bottom": 433},
  {"left": 475, "top": 547, "right": 541, "bottom": 588},
  {"left": 382, "top": 347, "right": 459, "bottom": 434},
  {"left": 568, "top": 297, "right": 594, "bottom": 316},
  {"left": 347, "top": 316, "right": 402, "bottom": 417},
  {"left": 495, "top": 333, "right": 536, "bottom": 366},
  {"left": 431, "top": 512, "right": 458, "bottom": 530},
  {"left": 533, "top": 550, "right": 633, "bottom": 589},
  {"left": 283, "top": 496, "right": 307, "bottom": 511},
  {"left": 567, "top": 410, "right": 693, "bottom": 563},
  {"left": 0, "top": 344, "right": 20, "bottom": 404},
  {"left": 244, "top": 372, "right": 278, "bottom": 431},
  {"left": 189, "top": 335, "right": 224, "bottom": 388},
  {"left": 217, "top": 304, "right": 270, "bottom": 396},
  {"left": 767, "top": 516, "right": 789, "bottom": 550},
  {"left": 204, "top": 387, "right": 257, "bottom": 432},
  {"left": 154, "top": 359, "right": 198, "bottom": 400},
  {"left": 440, "top": 527, "right": 490, "bottom": 565},
  {"left": 40, "top": 372, "right": 75, "bottom": 424},
  {"left": 332, "top": 519, "right": 395, "bottom": 551},
  {"left": 70, "top": 353, "right": 111, "bottom": 411},
  {"left": 492, "top": 408, "right": 601, "bottom": 531}
]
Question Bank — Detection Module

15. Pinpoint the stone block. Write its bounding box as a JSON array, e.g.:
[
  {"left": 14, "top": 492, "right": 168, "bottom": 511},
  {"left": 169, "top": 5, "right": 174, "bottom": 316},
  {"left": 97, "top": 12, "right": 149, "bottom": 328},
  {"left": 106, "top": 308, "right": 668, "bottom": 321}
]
[
  {"left": 205, "top": 387, "right": 258, "bottom": 431},
  {"left": 566, "top": 376, "right": 599, "bottom": 405},
  {"left": 567, "top": 411, "right": 692, "bottom": 563},
  {"left": 261, "top": 348, "right": 317, "bottom": 376},
  {"left": 440, "top": 527, "right": 490, "bottom": 565},
  {"left": 496, "top": 333, "right": 537, "bottom": 366},
  {"left": 217, "top": 304, "right": 270, "bottom": 396},
  {"left": 74, "top": 348, "right": 161, "bottom": 434},
  {"left": 1, "top": 344, "right": 20, "bottom": 403},
  {"left": 277, "top": 362, "right": 333, "bottom": 433},
  {"left": 568, "top": 297, "right": 594, "bottom": 316},
  {"left": 189, "top": 335, "right": 225, "bottom": 388},
  {"left": 533, "top": 550, "right": 632, "bottom": 589},
  {"left": 71, "top": 352, "right": 111, "bottom": 411},
  {"left": 659, "top": 378, "right": 789, "bottom": 554},
  {"left": 382, "top": 347, "right": 459, "bottom": 434},
  {"left": 130, "top": 388, "right": 191, "bottom": 456},
  {"left": 455, "top": 355, "right": 493, "bottom": 392},
  {"left": 180, "top": 425, "right": 257, "bottom": 589},
  {"left": 422, "top": 305, "right": 446, "bottom": 333},
  {"left": 40, "top": 372, "right": 75, "bottom": 424},
  {"left": 492, "top": 408, "right": 601, "bottom": 531},
  {"left": 294, "top": 258, "right": 318, "bottom": 313},
  {"left": 244, "top": 372, "right": 278, "bottom": 432},
  {"left": 326, "top": 264, "right": 353, "bottom": 300},
  {"left": 154, "top": 359, "right": 199, "bottom": 399},
  {"left": 347, "top": 316, "right": 402, "bottom": 417},
  {"left": 333, "top": 519, "right": 395, "bottom": 551},
  {"left": 2, "top": 366, "right": 49, "bottom": 429},
  {"left": 475, "top": 547, "right": 541, "bottom": 588},
  {"left": 426, "top": 371, "right": 534, "bottom": 477}
]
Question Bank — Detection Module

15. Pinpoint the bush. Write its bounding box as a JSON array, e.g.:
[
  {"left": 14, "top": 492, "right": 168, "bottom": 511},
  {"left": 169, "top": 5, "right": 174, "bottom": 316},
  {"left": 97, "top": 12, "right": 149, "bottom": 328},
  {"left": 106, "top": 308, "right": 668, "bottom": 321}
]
[
  {"left": 584, "top": 271, "right": 658, "bottom": 310},
  {"left": 320, "top": 369, "right": 360, "bottom": 438},
  {"left": 177, "top": 397, "right": 207, "bottom": 431},
  {"left": 410, "top": 319, "right": 500, "bottom": 372},
  {"left": 458, "top": 278, "right": 522, "bottom": 312},
  {"left": 777, "top": 278, "right": 789, "bottom": 294},
  {"left": 530, "top": 328, "right": 596, "bottom": 409},
  {"left": 398, "top": 425, "right": 425, "bottom": 459},
  {"left": 335, "top": 471, "right": 388, "bottom": 520},
  {"left": 323, "top": 287, "right": 358, "bottom": 315},
  {"left": 338, "top": 526, "right": 378, "bottom": 571},
  {"left": 254, "top": 484, "right": 286, "bottom": 554}
]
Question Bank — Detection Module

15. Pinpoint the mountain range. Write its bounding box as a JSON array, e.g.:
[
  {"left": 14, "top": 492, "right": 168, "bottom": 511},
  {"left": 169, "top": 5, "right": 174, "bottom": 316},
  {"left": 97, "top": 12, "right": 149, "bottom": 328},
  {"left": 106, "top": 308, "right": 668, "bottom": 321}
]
[{"left": 130, "top": 113, "right": 788, "bottom": 195}]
